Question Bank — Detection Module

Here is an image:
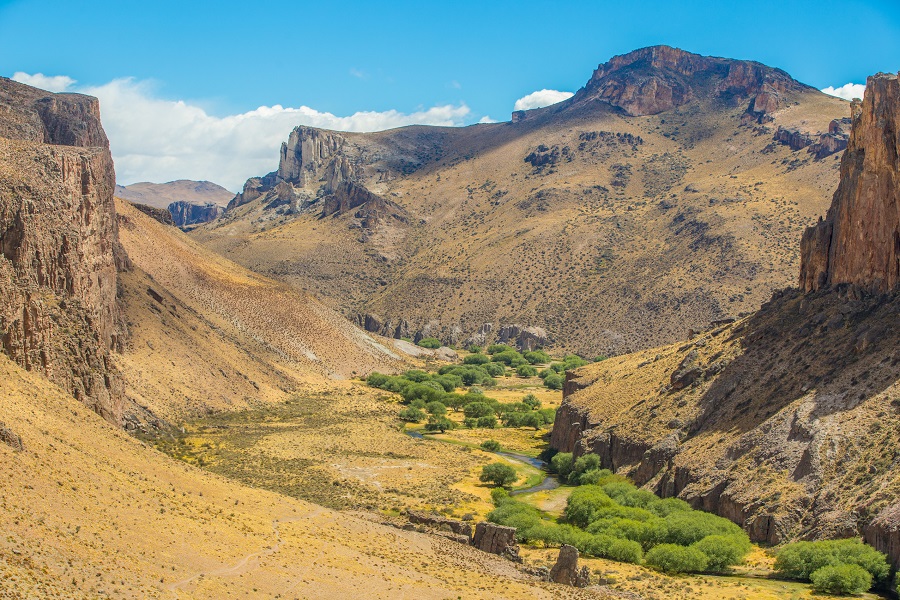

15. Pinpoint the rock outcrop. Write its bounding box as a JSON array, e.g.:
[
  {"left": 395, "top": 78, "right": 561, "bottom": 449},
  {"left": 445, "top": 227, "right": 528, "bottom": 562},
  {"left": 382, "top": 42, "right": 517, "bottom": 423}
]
[
  {"left": 0, "top": 77, "right": 126, "bottom": 424},
  {"left": 0, "top": 421, "right": 23, "bottom": 451},
  {"left": 472, "top": 522, "right": 519, "bottom": 560},
  {"left": 167, "top": 201, "right": 223, "bottom": 229},
  {"left": 406, "top": 511, "right": 473, "bottom": 538},
  {"left": 131, "top": 202, "right": 176, "bottom": 226},
  {"left": 548, "top": 545, "right": 591, "bottom": 587},
  {"left": 865, "top": 503, "right": 900, "bottom": 570},
  {"left": 227, "top": 126, "right": 407, "bottom": 228},
  {"left": 497, "top": 324, "right": 550, "bottom": 352},
  {"left": 800, "top": 73, "right": 900, "bottom": 293},
  {"left": 564, "top": 45, "right": 811, "bottom": 118}
]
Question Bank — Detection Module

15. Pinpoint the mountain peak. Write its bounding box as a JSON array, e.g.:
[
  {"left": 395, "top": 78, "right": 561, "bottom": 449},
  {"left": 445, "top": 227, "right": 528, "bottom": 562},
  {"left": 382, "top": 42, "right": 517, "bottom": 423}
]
[{"left": 568, "top": 45, "right": 812, "bottom": 117}]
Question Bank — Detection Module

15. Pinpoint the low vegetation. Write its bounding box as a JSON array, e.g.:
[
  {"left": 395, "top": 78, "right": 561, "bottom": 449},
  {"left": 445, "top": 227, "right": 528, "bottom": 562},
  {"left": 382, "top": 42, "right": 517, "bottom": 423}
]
[{"left": 774, "top": 538, "right": 889, "bottom": 594}]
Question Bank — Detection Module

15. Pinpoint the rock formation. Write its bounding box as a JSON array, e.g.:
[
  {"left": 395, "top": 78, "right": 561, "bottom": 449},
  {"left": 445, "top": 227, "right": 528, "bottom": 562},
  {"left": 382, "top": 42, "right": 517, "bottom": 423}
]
[
  {"left": 0, "top": 77, "right": 126, "bottom": 424},
  {"left": 865, "top": 502, "right": 900, "bottom": 571},
  {"left": 406, "top": 510, "right": 473, "bottom": 539},
  {"left": 131, "top": 202, "right": 176, "bottom": 226},
  {"left": 227, "top": 126, "right": 407, "bottom": 228},
  {"left": 167, "top": 200, "right": 223, "bottom": 229},
  {"left": 562, "top": 45, "right": 811, "bottom": 119},
  {"left": 800, "top": 73, "right": 900, "bottom": 293},
  {"left": 472, "top": 522, "right": 519, "bottom": 560},
  {"left": 0, "top": 421, "right": 23, "bottom": 451},
  {"left": 548, "top": 544, "right": 591, "bottom": 587}
]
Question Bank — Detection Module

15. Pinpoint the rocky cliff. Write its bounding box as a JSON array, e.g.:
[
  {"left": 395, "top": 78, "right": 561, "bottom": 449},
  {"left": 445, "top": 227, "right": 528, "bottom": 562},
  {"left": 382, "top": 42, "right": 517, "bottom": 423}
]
[
  {"left": 167, "top": 200, "right": 223, "bottom": 229},
  {"left": 226, "top": 126, "right": 407, "bottom": 227},
  {"left": 0, "top": 77, "right": 126, "bottom": 424},
  {"left": 800, "top": 72, "right": 900, "bottom": 293}
]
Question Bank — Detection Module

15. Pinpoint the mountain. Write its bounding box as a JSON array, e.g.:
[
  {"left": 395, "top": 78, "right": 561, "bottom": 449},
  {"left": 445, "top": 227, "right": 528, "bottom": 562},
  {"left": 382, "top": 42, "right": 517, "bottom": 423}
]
[
  {"left": 193, "top": 46, "right": 849, "bottom": 356},
  {"left": 115, "top": 179, "right": 232, "bottom": 228},
  {"left": 551, "top": 72, "right": 900, "bottom": 571}
]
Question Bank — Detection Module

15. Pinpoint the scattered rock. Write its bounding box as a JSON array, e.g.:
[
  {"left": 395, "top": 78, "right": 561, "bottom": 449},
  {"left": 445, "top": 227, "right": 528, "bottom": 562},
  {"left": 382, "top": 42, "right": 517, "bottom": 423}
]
[
  {"left": 0, "top": 422, "right": 23, "bottom": 451},
  {"left": 670, "top": 349, "right": 701, "bottom": 389},
  {"left": 548, "top": 544, "right": 591, "bottom": 587},
  {"left": 406, "top": 511, "right": 472, "bottom": 539}
]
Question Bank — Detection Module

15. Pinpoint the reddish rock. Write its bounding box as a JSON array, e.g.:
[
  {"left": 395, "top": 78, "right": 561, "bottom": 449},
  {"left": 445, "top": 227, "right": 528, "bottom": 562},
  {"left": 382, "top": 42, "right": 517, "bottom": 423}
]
[
  {"left": 865, "top": 503, "right": 900, "bottom": 570},
  {"left": 800, "top": 73, "right": 900, "bottom": 293},
  {"left": 548, "top": 545, "right": 591, "bottom": 587},
  {"left": 472, "top": 522, "right": 519, "bottom": 560}
]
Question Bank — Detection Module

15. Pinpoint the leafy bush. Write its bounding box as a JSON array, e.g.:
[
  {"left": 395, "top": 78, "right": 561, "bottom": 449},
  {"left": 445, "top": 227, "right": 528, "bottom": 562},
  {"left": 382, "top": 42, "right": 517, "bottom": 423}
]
[
  {"left": 463, "top": 402, "right": 495, "bottom": 419},
  {"left": 647, "top": 497, "right": 692, "bottom": 517},
  {"left": 417, "top": 337, "right": 441, "bottom": 349},
  {"left": 487, "top": 344, "right": 514, "bottom": 354},
  {"left": 483, "top": 362, "right": 506, "bottom": 377},
  {"left": 480, "top": 463, "right": 517, "bottom": 487},
  {"left": 477, "top": 415, "right": 498, "bottom": 428},
  {"left": 463, "top": 353, "right": 490, "bottom": 365},
  {"left": 564, "top": 486, "right": 615, "bottom": 528},
  {"left": 520, "top": 411, "right": 544, "bottom": 429},
  {"left": 398, "top": 407, "right": 425, "bottom": 422},
  {"left": 522, "top": 394, "right": 541, "bottom": 409},
  {"left": 810, "top": 563, "right": 873, "bottom": 595},
  {"left": 425, "top": 401, "right": 446, "bottom": 417},
  {"left": 646, "top": 544, "right": 709, "bottom": 574},
  {"left": 423, "top": 417, "right": 454, "bottom": 432},
  {"left": 403, "top": 369, "right": 431, "bottom": 382},
  {"left": 524, "top": 350, "right": 552, "bottom": 364},
  {"left": 543, "top": 373, "right": 564, "bottom": 390},
  {"left": 463, "top": 418, "right": 477, "bottom": 428},
  {"left": 570, "top": 454, "right": 601, "bottom": 483},
  {"left": 692, "top": 535, "right": 751, "bottom": 572},
  {"left": 550, "top": 452, "right": 574, "bottom": 481},
  {"left": 563, "top": 354, "right": 589, "bottom": 370},
  {"left": 774, "top": 539, "right": 889, "bottom": 582},
  {"left": 516, "top": 364, "right": 538, "bottom": 377},
  {"left": 602, "top": 481, "right": 657, "bottom": 509},
  {"left": 480, "top": 439, "right": 501, "bottom": 452},
  {"left": 467, "top": 345, "right": 482, "bottom": 353},
  {"left": 433, "top": 374, "right": 462, "bottom": 392},
  {"left": 491, "top": 350, "right": 526, "bottom": 366}
]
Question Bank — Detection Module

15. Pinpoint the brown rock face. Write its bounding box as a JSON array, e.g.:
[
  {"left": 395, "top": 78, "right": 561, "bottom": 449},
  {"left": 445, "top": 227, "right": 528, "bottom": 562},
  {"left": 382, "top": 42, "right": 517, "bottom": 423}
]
[
  {"left": 548, "top": 544, "right": 591, "bottom": 587},
  {"left": 166, "top": 201, "right": 223, "bottom": 229},
  {"left": 0, "top": 78, "right": 125, "bottom": 424},
  {"left": 472, "top": 522, "right": 519, "bottom": 560},
  {"left": 800, "top": 73, "right": 900, "bottom": 293},
  {"left": 570, "top": 45, "right": 810, "bottom": 117},
  {"left": 865, "top": 503, "right": 900, "bottom": 570}
]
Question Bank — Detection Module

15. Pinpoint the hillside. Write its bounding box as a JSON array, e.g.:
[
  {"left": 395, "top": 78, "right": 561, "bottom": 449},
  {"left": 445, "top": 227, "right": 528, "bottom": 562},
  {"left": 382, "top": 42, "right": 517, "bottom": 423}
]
[
  {"left": 115, "top": 180, "right": 234, "bottom": 208},
  {"left": 551, "top": 72, "right": 900, "bottom": 571},
  {"left": 193, "top": 46, "right": 849, "bottom": 356},
  {"left": 0, "top": 353, "right": 610, "bottom": 599}
]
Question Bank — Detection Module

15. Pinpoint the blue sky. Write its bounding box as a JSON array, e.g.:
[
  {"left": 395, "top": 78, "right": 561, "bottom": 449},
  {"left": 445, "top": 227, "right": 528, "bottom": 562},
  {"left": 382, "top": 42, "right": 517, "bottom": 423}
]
[{"left": 2, "top": 0, "right": 898, "bottom": 188}]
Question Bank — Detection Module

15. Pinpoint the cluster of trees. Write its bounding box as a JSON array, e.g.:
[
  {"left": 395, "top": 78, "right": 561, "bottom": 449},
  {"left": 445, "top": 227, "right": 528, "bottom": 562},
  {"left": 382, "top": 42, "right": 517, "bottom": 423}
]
[
  {"left": 367, "top": 369, "right": 556, "bottom": 431},
  {"left": 774, "top": 539, "right": 890, "bottom": 595},
  {"left": 464, "top": 345, "right": 592, "bottom": 390},
  {"left": 487, "top": 472, "right": 752, "bottom": 574}
]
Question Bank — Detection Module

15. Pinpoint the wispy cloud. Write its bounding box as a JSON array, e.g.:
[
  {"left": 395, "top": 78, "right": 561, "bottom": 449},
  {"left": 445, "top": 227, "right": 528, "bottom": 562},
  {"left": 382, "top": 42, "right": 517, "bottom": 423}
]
[
  {"left": 821, "top": 83, "right": 865, "bottom": 101},
  {"left": 12, "top": 73, "right": 471, "bottom": 191},
  {"left": 478, "top": 115, "right": 498, "bottom": 124},
  {"left": 349, "top": 68, "right": 368, "bottom": 80},
  {"left": 513, "top": 89, "right": 574, "bottom": 111},
  {"left": 12, "top": 71, "right": 76, "bottom": 93}
]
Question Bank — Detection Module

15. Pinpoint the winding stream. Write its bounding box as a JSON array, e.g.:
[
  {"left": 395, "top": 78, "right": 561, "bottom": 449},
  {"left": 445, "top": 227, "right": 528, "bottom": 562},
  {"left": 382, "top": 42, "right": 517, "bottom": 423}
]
[{"left": 404, "top": 429, "right": 559, "bottom": 495}]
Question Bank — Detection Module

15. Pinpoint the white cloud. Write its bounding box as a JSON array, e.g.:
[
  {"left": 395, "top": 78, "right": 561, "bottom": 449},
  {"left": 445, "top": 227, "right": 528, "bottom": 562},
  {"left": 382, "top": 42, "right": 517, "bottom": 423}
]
[
  {"left": 12, "top": 71, "right": 76, "bottom": 93},
  {"left": 478, "top": 115, "right": 498, "bottom": 124},
  {"left": 513, "top": 89, "right": 574, "bottom": 111},
  {"left": 821, "top": 83, "right": 865, "bottom": 101},
  {"left": 12, "top": 74, "right": 471, "bottom": 191}
]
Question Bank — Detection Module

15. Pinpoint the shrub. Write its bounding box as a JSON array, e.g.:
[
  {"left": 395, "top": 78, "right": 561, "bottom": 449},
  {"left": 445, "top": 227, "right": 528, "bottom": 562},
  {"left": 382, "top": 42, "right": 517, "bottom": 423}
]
[
  {"left": 692, "top": 535, "right": 751, "bottom": 572},
  {"left": 490, "top": 486, "right": 511, "bottom": 505},
  {"left": 570, "top": 454, "right": 601, "bottom": 482},
  {"left": 480, "top": 439, "right": 501, "bottom": 452},
  {"left": 409, "top": 398, "right": 426, "bottom": 409},
  {"left": 483, "top": 362, "right": 506, "bottom": 377},
  {"left": 366, "top": 372, "right": 390, "bottom": 387},
  {"left": 584, "top": 533, "right": 644, "bottom": 564},
  {"left": 417, "top": 337, "right": 441, "bottom": 349},
  {"left": 433, "top": 374, "right": 462, "bottom": 392},
  {"left": 775, "top": 539, "right": 889, "bottom": 582},
  {"left": 491, "top": 350, "right": 526, "bottom": 365},
  {"left": 810, "top": 563, "right": 873, "bottom": 595},
  {"left": 522, "top": 394, "right": 541, "bottom": 409},
  {"left": 480, "top": 463, "right": 517, "bottom": 487},
  {"left": 647, "top": 497, "right": 692, "bottom": 517},
  {"left": 424, "top": 417, "right": 454, "bottom": 433},
  {"left": 550, "top": 452, "right": 574, "bottom": 481},
  {"left": 538, "top": 407, "right": 558, "bottom": 423},
  {"left": 467, "top": 345, "right": 482, "bottom": 353},
  {"left": 463, "top": 353, "right": 490, "bottom": 365},
  {"left": 403, "top": 369, "right": 431, "bottom": 382},
  {"left": 463, "top": 418, "right": 477, "bottom": 428},
  {"left": 401, "top": 383, "right": 445, "bottom": 404},
  {"left": 563, "top": 354, "right": 589, "bottom": 370},
  {"left": 577, "top": 468, "right": 616, "bottom": 486},
  {"left": 543, "top": 373, "right": 564, "bottom": 390},
  {"left": 477, "top": 415, "right": 498, "bottom": 428},
  {"left": 425, "top": 401, "right": 447, "bottom": 417},
  {"left": 398, "top": 407, "right": 425, "bottom": 422},
  {"left": 646, "top": 544, "right": 709, "bottom": 574},
  {"left": 463, "top": 402, "right": 495, "bottom": 419},
  {"left": 524, "top": 350, "right": 552, "bottom": 364},
  {"left": 516, "top": 364, "right": 538, "bottom": 377},
  {"left": 602, "top": 482, "right": 657, "bottom": 509},
  {"left": 661, "top": 509, "right": 745, "bottom": 546},
  {"left": 564, "top": 485, "right": 615, "bottom": 528},
  {"left": 487, "top": 344, "right": 514, "bottom": 354},
  {"left": 521, "top": 411, "right": 544, "bottom": 430}
]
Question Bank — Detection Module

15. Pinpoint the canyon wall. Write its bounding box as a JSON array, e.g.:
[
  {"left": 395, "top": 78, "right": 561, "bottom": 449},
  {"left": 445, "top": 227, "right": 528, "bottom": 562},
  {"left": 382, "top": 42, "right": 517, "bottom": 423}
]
[{"left": 0, "top": 78, "right": 126, "bottom": 424}]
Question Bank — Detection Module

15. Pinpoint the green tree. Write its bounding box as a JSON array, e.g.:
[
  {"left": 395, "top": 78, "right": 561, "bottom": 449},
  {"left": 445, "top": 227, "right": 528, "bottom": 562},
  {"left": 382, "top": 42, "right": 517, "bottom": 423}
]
[
  {"left": 424, "top": 417, "right": 454, "bottom": 433},
  {"left": 543, "top": 373, "right": 564, "bottom": 390},
  {"left": 398, "top": 407, "right": 425, "bottom": 422},
  {"left": 480, "top": 462, "right": 517, "bottom": 487},
  {"left": 477, "top": 415, "right": 498, "bottom": 428},
  {"left": 417, "top": 337, "right": 441, "bottom": 349},
  {"left": 516, "top": 364, "right": 538, "bottom": 377},
  {"left": 810, "top": 564, "right": 873, "bottom": 595},
  {"left": 523, "top": 350, "right": 551, "bottom": 364},
  {"left": 691, "top": 535, "right": 751, "bottom": 572},
  {"left": 522, "top": 394, "right": 541, "bottom": 409},
  {"left": 425, "top": 401, "right": 447, "bottom": 417},
  {"left": 521, "top": 411, "right": 544, "bottom": 430},
  {"left": 463, "top": 402, "right": 495, "bottom": 419},
  {"left": 645, "top": 544, "right": 709, "bottom": 574},
  {"left": 480, "top": 439, "right": 501, "bottom": 452},
  {"left": 550, "top": 452, "right": 574, "bottom": 481},
  {"left": 463, "top": 353, "right": 490, "bottom": 365},
  {"left": 487, "top": 344, "right": 513, "bottom": 354}
]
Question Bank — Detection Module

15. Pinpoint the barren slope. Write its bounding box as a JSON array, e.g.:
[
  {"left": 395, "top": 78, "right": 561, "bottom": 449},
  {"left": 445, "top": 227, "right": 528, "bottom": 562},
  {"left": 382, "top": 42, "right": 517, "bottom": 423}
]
[
  {"left": 0, "top": 354, "right": 612, "bottom": 599},
  {"left": 115, "top": 180, "right": 234, "bottom": 209},
  {"left": 194, "top": 46, "right": 849, "bottom": 355}
]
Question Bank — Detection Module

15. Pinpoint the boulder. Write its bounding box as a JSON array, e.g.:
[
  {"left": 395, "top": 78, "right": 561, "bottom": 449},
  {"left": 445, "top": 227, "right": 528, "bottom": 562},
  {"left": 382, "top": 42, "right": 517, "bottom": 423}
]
[
  {"left": 548, "top": 544, "right": 591, "bottom": 587},
  {"left": 0, "top": 422, "right": 23, "bottom": 451},
  {"left": 670, "top": 349, "right": 701, "bottom": 389},
  {"left": 406, "top": 511, "right": 472, "bottom": 539},
  {"left": 472, "top": 522, "right": 519, "bottom": 560}
]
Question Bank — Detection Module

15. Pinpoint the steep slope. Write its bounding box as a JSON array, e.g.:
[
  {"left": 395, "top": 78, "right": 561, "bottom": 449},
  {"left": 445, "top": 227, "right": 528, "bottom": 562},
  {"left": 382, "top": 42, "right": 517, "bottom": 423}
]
[
  {"left": 0, "top": 77, "right": 126, "bottom": 424},
  {"left": 551, "top": 72, "right": 900, "bottom": 569},
  {"left": 194, "top": 46, "right": 848, "bottom": 355},
  {"left": 0, "top": 353, "right": 609, "bottom": 599},
  {"left": 113, "top": 198, "right": 407, "bottom": 421}
]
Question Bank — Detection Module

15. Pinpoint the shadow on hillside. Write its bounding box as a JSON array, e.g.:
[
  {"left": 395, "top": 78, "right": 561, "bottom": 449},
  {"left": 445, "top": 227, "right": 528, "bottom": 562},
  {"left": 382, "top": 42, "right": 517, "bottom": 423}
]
[{"left": 690, "top": 286, "right": 900, "bottom": 437}]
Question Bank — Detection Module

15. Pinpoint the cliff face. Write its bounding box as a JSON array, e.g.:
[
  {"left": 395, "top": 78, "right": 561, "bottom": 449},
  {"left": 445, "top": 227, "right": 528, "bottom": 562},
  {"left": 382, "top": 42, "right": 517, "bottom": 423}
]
[
  {"left": 166, "top": 201, "right": 223, "bottom": 229},
  {"left": 569, "top": 45, "right": 811, "bottom": 118},
  {"left": 226, "top": 126, "right": 407, "bottom": 227},
  {"left": 0, "top": 78, "right": 125, "bottom": 424},
  {"left": 800, "top": 73, "right": 900, "bottom": 293}
]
